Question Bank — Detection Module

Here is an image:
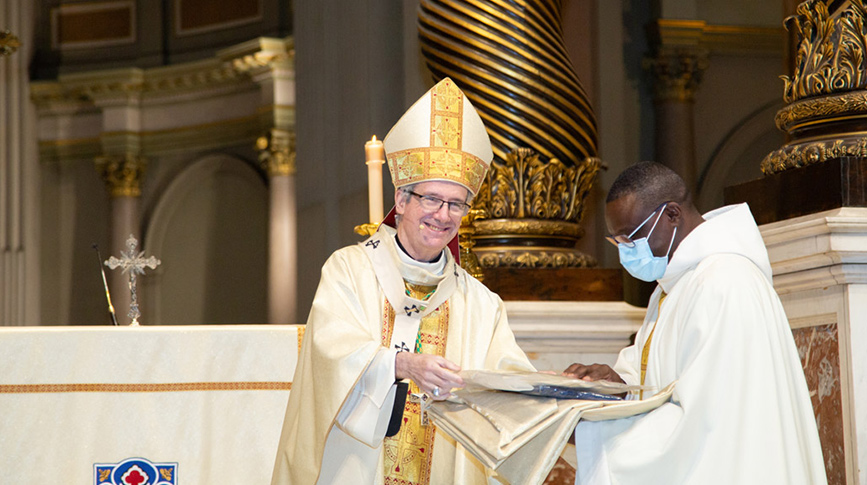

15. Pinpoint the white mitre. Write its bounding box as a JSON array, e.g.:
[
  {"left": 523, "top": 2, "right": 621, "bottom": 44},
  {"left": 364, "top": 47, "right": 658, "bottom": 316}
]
[{"left": 383, "top": 77, "right": 493, "bottom": 196}]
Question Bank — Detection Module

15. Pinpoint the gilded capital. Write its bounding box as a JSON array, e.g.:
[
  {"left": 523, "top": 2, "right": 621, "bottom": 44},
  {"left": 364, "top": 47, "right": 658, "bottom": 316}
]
[
  {"left": 95, "top": 154, "right": 146, "bottom": 198},
  {"left": 477, "top": 148, "right": 601, "bottom": 223},
  {"left": 783, "top": 0, "right": 867, "bottom": 103},
  {"left": 471, "top": 148, "right": 601, "bottom": 268},
  {"left": 644, "top": 47, "right": 709, "bottom": 103},
  {"left": 0, "top": 30, "right": 20, "bottom": 57},
  {"left": 257, "top": 130, "right": 296, "bottom": 177},
  {"left": 762, "top": 0, "right": 867, "bottom": 175}
]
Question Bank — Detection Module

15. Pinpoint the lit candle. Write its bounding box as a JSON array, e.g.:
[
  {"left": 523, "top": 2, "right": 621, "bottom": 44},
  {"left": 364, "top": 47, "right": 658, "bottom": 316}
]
[{"left": 365, "top": 135, "right": 385, "bottom": 223}]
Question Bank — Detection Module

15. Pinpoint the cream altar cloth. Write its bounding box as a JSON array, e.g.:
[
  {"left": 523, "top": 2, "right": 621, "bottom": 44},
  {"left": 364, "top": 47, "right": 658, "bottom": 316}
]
[{"left": 0, "top": 325, "right": 301, "bottom": 483}]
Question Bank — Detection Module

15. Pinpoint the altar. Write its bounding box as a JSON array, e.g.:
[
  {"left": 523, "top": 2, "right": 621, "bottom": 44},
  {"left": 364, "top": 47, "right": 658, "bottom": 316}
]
[{"left": 0, "top": 325, "right": 302, "bottom": 483}]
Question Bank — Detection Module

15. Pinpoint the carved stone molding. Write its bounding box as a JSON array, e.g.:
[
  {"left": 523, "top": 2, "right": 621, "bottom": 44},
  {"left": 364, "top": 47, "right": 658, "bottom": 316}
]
[
  {"left": 224, "top": 37, "right": 294, "bottom": 74},
  {"left": 30, "top": 37, "right": 293, "bottom": 108},
  {"left": 649, "top": 19, "right": 784, "bottom": 56},
  {"left": 644, "top": 47, "right": 710, "bottom": 103},
  {"left": 32, "top": 63, "right": 242, "bottom": 108},
  {"left": 95, "top": 154, "right": 146, "bottom": 198},
  {"left": 257, "top": 129, "right": 296, "bottom": 177}
]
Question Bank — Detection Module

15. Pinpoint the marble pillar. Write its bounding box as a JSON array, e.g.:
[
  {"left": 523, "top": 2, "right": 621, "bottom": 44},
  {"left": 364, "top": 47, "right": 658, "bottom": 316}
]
[
  {"left": 645, "top": 21, "right": 709, "bottom": 194},
  {"left": 258, "top": 130, "right": 297, "bottom": 324},
  {"left": 96, "top": 154, "right": 145, "bottom": 325},
  {"left": 230, "top": 38, "right": 297, "bottom": 324},
  {"left": 761, "top": 207, "right": 867, "bottom": 484},
  {"left": 0, "top": 0, "right": 38, "bottom": 326}
]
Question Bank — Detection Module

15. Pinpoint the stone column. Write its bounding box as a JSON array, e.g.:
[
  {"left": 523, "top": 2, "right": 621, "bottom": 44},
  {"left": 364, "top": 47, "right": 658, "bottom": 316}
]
[
  {"left": 645, "top": 21, "right": 709, "bottom": 195},
  {"left": 96, "top": 154, "right": 145, "bottom": 325},
  {"left": 226, "top": 38, "right": 297, "bottom": 323},
  {"left": 1, "top": 1, "right": 37, "bottom": 326},
  {"left": 258, "top": 130, "right": 297, "bottom": 324}
]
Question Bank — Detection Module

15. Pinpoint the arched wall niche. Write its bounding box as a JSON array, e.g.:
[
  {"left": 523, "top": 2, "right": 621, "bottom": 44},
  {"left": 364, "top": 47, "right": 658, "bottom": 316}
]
[
  {"left": 696, "top": 100, "right": 785, "bottom": 212},
  {"left": 142, "top": 154, "right": 268, "bottom": 325}
]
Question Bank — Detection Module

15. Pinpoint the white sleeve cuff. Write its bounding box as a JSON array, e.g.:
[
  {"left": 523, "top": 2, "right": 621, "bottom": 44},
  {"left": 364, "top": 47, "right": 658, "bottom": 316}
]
[{"left": 334, "top": 348, "right": 400, "bottom": 447}]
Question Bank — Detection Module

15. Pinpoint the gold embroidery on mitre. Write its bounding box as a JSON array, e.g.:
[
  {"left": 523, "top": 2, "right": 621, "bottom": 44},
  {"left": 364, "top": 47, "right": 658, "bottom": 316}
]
[
  {"left": 430, "top": 79, "right": 463, "bottom": 149},
  {"left": 389, "top": 147, "right": 486, "bottom": 195},
  {"left": 382, "top": 283, "right": 450, "bottom": 485}
]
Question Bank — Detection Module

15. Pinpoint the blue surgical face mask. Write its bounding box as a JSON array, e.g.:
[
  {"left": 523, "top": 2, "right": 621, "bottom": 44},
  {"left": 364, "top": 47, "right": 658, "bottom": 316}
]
[{"left": 618, "top": 206, "right": 677, "bottom": 282}]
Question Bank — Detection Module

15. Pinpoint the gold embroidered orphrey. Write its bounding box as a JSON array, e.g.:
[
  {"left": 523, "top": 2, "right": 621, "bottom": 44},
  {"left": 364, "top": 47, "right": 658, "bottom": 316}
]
[
  {"left": 387, "top": 79, "right": 487, "bottom": 194},
  {"left": 381, "top": 283, "right": 450, "bottom": 485}
]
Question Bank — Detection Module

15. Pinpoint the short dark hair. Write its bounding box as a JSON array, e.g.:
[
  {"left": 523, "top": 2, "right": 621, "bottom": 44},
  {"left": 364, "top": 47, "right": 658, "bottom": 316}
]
[{"left": 606, "top": 161, "right": 689, "bottom": 209}]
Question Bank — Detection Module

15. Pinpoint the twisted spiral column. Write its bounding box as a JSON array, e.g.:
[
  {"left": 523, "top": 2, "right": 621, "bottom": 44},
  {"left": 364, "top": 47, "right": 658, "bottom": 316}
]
[
  {"left": 418, "top": 0, "right": 597, "bottom": 166},
  {"left": 418, "top": 0, "right": 601, "bottom": 269}
]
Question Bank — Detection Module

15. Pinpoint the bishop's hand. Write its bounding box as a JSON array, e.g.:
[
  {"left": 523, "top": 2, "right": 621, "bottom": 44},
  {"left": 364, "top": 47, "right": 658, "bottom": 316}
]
[
  {"left": 395, "top": 352, "right": 463, "bottom": 401},
  {"left": 562, "top": 363, "right": 625, "bottom": 384}
]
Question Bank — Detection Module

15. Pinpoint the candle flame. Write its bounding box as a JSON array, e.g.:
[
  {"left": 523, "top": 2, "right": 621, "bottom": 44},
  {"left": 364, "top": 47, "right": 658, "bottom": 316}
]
[{"left": 371, "top": 135, "right": 377, "bottom": 142}]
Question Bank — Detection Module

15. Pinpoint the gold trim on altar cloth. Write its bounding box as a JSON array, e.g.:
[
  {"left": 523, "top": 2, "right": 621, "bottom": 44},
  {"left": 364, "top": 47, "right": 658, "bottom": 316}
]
[{"left": 0, "top": 381, "right": 292, "bottom": 393}]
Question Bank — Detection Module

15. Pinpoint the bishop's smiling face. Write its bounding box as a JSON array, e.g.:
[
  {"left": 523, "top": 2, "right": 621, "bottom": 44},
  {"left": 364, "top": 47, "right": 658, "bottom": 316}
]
[{"left": 394, "top": 181, "right": 469, "bottom": 262}]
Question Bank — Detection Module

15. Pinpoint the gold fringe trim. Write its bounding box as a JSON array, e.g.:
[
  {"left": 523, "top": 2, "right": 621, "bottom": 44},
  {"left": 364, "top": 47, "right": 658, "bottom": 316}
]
[{"left": 0, "top": 381, "right": 292, "bottom": 393}]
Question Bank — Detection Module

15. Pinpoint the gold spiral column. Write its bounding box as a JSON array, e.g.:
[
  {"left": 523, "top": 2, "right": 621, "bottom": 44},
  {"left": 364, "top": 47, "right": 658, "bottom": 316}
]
[{"left": 418, "top": 0, "right": 601, "bottom": 268}]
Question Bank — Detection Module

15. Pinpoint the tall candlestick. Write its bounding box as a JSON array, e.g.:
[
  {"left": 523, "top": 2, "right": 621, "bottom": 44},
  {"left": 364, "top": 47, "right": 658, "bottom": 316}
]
[{"left": 365, "top": 135, "right": 385, "bottom": 223}]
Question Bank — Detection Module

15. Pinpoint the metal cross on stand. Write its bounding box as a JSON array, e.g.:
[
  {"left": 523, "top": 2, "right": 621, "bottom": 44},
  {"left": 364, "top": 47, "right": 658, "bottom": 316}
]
[{"left": 105, "top": 234, "right": 161, "bottom": 326}]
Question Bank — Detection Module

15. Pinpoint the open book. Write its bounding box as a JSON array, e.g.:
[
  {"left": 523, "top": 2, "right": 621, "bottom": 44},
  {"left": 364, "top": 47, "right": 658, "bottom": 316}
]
[{"left": 428, "top": 370, "right": 676, "bottom": 485}]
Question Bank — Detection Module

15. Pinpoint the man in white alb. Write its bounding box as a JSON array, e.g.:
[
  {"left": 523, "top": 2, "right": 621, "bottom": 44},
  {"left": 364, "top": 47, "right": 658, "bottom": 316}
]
[
  {"left": 271, "top": 78, "right": 534, "bottom": 485},
  {"left": 563, "top": 161, "right": 827, "bottom": 484}
]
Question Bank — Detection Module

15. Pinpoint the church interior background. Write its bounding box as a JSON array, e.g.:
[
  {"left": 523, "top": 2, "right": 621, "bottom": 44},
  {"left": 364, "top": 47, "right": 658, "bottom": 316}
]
[
  {"left": 1, "top": 0, "right": 864, "bottom": 483},
  {"left": 0, "top": 0, "right": 789, "bottom": 326}
]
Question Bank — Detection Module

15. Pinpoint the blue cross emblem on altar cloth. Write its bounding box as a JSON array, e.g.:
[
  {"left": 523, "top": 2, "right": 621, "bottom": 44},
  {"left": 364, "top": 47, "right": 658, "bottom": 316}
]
[{"left": 94, "top": 457, "right": 177, "bottom": 485}]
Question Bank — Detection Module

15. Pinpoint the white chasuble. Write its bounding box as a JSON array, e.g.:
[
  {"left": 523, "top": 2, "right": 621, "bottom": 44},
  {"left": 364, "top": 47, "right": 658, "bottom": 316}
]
[
  {"left": 573, "top": 204, "right": 826, "bottom": 485},
  {"left": 271, "top": 225, "right": 534, "bottom": 485}
]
